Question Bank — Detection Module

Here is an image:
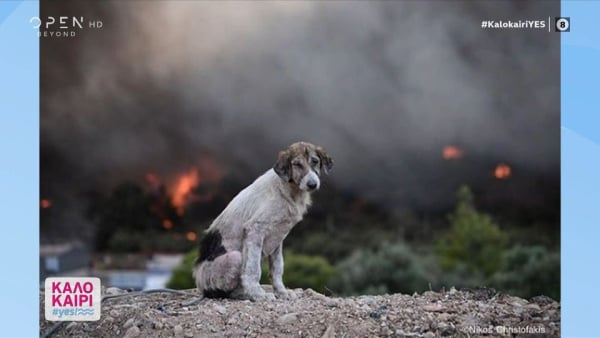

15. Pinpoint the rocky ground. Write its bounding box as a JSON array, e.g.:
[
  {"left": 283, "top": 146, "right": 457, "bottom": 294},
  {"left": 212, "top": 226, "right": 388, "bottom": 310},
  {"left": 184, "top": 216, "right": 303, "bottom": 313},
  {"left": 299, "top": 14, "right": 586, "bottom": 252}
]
[{"left": 40, "top": 287, "right": 559, "bottom": 337}]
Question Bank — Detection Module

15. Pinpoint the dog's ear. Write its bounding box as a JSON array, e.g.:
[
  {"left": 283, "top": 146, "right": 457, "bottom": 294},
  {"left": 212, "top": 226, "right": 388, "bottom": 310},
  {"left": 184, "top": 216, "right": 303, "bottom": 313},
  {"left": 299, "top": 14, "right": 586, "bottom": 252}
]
[
  {"left": 274, "top": 150, "right": 292, "bottom": 181},
  {"left": 316, "top": 146, "right": 333, "bottom": 175}
]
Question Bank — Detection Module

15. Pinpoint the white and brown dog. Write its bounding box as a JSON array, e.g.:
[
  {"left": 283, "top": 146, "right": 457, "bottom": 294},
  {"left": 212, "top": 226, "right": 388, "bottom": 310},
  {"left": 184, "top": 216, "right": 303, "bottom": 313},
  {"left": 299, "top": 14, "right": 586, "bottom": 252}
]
[{"left": 193, "top": 142, "right": 333, "bottom": 301}]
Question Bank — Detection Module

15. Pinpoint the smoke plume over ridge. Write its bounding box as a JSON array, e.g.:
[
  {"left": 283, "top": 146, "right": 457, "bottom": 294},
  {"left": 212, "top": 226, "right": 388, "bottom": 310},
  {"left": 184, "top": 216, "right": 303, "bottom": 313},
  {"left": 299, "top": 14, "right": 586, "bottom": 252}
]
[{"left": 41, "top": 1, "right": 560, "bottom": 240}]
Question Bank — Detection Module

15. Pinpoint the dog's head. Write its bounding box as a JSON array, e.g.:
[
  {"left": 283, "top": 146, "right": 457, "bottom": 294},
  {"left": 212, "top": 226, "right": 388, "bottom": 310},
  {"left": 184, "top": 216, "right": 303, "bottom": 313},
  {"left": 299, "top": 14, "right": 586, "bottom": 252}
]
[{"left": 273, "top": 142, "right": 333, "bottom": 192}]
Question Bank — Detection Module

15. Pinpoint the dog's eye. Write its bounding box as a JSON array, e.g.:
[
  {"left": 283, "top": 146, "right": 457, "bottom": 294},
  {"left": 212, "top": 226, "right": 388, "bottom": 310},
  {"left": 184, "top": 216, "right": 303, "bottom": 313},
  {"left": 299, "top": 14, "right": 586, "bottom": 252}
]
[{"left": 311, "top": 158, "right": 319, "bottom": 165}]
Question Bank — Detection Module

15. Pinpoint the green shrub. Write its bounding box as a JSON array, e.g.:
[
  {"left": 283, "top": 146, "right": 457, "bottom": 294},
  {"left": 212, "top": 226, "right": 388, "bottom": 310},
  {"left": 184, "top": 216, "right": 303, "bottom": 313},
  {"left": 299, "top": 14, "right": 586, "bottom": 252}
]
[
  {"left": 330, "top": 243, "right": 436, "bottom": 295},
  {"left": 435, "top": 185, "right": 508, "bottom": 277},
  {"left": 429, "top": 261, "right": 492, "bottom": 295},
  {"left": 260, "top": 253, "right": 335, "bottom": 293},
  {"left": 490, "top": 245, "right": 560, "bottom": 300},
  {"left": 294, "top": 231, "right": 357, "bottom": 264},
  {"left": 166, "top": 249, "right": 197, "bottom": 289}
]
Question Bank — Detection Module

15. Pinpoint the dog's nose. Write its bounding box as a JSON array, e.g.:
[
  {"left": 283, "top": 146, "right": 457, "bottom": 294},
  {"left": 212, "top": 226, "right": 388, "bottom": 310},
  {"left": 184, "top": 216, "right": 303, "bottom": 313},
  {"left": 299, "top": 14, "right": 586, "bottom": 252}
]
[{"left": 307, "top": 181, "right": 318, "bottom": 190}]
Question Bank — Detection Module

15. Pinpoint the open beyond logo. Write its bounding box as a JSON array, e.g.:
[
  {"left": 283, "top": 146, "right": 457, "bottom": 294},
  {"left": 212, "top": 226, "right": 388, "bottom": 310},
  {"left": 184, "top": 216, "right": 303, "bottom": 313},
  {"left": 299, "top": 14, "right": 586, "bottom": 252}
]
[
  {"left": 30, "top": 16, "right": 103, "bottom": 38},
  {"left": 45, "top": 277, "right": 101, "bottom": 321}
]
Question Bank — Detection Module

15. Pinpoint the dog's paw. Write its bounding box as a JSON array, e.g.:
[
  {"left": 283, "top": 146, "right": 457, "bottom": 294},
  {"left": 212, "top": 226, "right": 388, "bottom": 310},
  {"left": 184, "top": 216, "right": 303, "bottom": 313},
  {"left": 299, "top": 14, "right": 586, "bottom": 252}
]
[
  {"left": 247, "top": 291, "right": 275, "bottom": 302},
  {"left": 260, "top": 292, "right": 277, "bottom": 301},
  {"left": 238, "top": 286, "right": 275, "bottom": 302},
  {"left": 274, "top": 288, "right": 297, "bottom": 300}
]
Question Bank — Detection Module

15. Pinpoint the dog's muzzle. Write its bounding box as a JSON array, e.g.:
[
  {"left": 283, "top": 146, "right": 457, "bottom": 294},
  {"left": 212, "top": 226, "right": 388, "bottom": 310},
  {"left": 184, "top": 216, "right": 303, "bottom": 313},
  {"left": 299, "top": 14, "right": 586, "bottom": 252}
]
[{"left": 300, "top": 171, "right": 320, "bottom": 191}]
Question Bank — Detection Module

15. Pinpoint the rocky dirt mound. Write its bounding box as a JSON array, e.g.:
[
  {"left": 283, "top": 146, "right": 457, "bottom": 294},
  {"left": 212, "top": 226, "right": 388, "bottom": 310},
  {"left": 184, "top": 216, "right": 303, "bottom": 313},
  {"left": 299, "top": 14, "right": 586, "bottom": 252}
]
[{"left": 40, "top": 287, "right": 559, "bottom": 337}]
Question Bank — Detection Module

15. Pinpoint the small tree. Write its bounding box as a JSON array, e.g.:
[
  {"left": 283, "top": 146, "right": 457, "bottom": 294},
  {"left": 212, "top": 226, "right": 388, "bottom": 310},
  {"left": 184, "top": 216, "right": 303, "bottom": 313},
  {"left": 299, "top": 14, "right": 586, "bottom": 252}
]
[{"left": 436, "top": 185, "right": 507, "bottom": 277}]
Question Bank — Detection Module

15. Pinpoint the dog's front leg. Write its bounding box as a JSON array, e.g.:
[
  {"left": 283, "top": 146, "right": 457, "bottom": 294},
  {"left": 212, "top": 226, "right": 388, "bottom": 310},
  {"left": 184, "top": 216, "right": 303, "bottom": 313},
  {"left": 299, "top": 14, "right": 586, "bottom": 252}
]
[
  {"left": 269, "top": 243, "right": 296, "bottom": 300},
  {"left": 238, "top": 229, "right": 274, "bottom": 301}
]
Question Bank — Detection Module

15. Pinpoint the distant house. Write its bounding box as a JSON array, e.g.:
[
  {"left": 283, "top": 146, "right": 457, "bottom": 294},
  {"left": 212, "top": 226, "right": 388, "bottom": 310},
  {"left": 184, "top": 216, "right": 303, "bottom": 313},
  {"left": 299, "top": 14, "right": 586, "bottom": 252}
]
[
  {"left": 107, "top": 270, "right": 147, "bottom": 290},
  {"left": 145, "top": 254, "right": 183, "bottom": 289},
  {"left": 40, "top": 242, "right": 91, "bottom": 280}
]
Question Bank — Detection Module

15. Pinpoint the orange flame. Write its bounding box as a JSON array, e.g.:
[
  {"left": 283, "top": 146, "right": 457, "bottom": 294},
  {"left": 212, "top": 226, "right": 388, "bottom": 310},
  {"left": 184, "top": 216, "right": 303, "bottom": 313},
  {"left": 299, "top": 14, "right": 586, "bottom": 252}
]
[
  {"left": 162, "top": 219, "right": 174, "bottom": 230},
  {"left": 443, "top": 145, "right": 464, "bottom": 160},
  {"left": 494, "top": 163, "right": 512, "bottom": 179},
  {"left": 186, "top": 231, "right": 198, "bottom": 241},
  {"left": 41, "top": 199, "right": 52, "bottom": 209},
  {"left": 171, "top": 169, "right": 200, "bottom": 215}
]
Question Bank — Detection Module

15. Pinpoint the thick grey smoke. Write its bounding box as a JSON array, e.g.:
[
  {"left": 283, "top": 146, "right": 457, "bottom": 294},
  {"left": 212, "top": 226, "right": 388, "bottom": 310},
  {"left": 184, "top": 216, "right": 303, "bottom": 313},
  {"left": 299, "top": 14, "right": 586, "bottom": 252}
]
[{"left": 41, "top": 1, "right": 559, "bottom": 225}]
